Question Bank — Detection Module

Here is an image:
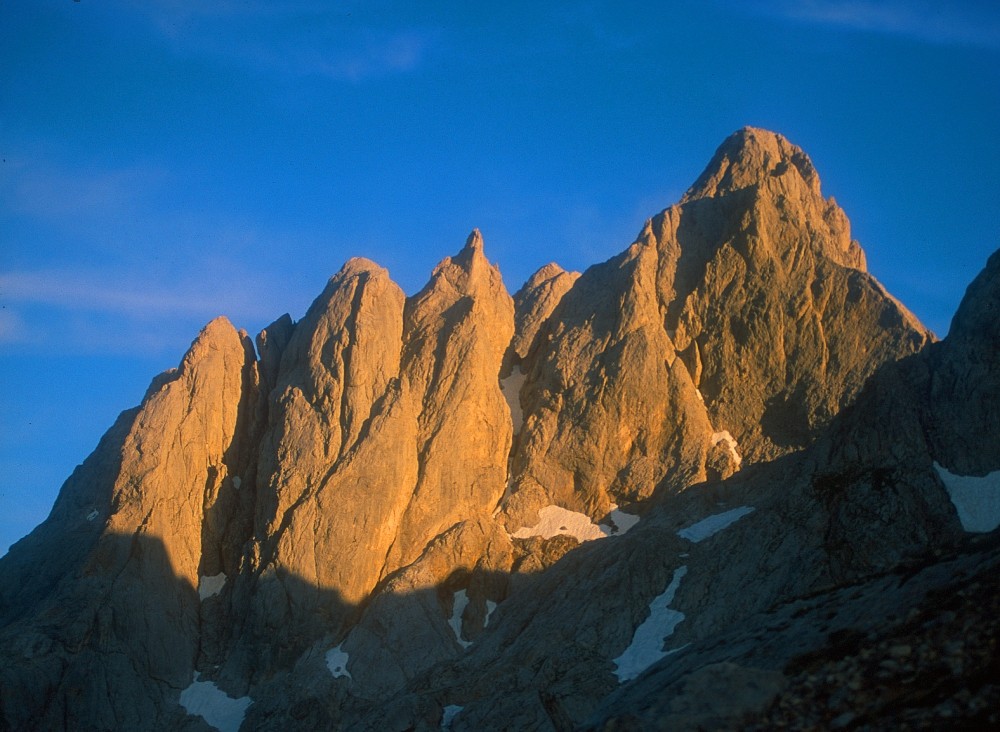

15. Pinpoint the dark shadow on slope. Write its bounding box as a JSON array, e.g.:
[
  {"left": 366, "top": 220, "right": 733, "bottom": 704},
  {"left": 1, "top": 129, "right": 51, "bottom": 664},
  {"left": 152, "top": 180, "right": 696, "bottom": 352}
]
[
  {"left": 0, "top": 521, "right": 563, "bottom": 731},
  {"left": 199, "top": 332, "right": 268, "bottom": 621},
  {"left": 0, "top": 422, "right": 983, "bottom": 732},
  {"left": 0, "top": 530, "right": 368, "bottom": 732},
  {"left": 1, "top": 532, "right": 205, "bottom": 731},
  {"left": 242, "top": 562, "right": 568, "bottom": 731},
  {"left": 0, "top": 405, "right": 141, "bottom": 627},
  {"left": 358, "top": 274, "right": 1000, "bottom": 731},
  {"left": 585, "top": 530, "right": 1000, "bottom": 731}
]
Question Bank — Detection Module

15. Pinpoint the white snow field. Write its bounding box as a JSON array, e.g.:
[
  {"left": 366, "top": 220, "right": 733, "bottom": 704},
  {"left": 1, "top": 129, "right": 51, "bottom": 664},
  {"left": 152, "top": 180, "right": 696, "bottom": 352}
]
[
  {"left": 198, "top": 573, "right": 226, "bottom": 600},
  {"left": 512, "top": 504, "right": 640, "bottom": 542},
  {"left": 711, "top": 430, "right": 743, "bottom": 469},
  {"left": 613, "top": 566, "right": 689, "bottom": 682},
  {"left": 326, "top": 644, "right": 352, "bottom": 679},
  {"left": 441, "top": 704, "right": 464, "bottom": 728},
  {"left": 677, "top": 506, "right": 754, "bottom": 543},
  {"left": 934, "top": 463, "right": 1000, "bottom": 533},
  {"left": 179, "top": 674, "right": 252, "bottom": 732},
  {"left": 449, "top": 589, "right": 472, "bottom": 649}
]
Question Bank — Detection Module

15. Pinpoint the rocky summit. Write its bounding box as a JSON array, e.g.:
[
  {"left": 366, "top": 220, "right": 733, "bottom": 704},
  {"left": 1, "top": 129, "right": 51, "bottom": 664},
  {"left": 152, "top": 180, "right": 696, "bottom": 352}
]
[{"left": 1, "top": 128, "right": 997, "bottom": 732}]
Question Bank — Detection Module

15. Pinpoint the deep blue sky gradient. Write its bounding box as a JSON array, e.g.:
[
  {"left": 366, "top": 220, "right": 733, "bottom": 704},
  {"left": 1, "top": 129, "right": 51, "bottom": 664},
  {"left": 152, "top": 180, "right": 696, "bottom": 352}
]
[{"left": 2, "top": 1, "right": 999, "bottom": 553}]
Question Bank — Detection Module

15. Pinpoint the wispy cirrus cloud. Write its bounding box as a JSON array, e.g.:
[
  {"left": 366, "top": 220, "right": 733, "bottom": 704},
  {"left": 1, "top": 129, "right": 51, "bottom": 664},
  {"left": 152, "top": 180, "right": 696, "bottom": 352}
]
[
  {"left": 0, "top": 153, "right": 317, "bottom": 357},
  {"left": 1, "top": 154, "right": 252, "bottom": 264},
  {"left": 0, "top": 270, "right": 275, "bottom": 321},
  {"left": 125, "top": 0, "right": 439, "bottom": 82},
  {"left": 2, "top": 158, "right": 166, "bottom": 223},
  {"left": 282, "top": 28, "right": 433, "bottom": 82},
  {"left": 740, "top": 0, "right": 1000, "bottom": 50},
  {"left": 0, "top": 309, "right": 27, "bottom": 344},
  {"left": 0, "top": 267, "right": 288, "bottom": 356}
]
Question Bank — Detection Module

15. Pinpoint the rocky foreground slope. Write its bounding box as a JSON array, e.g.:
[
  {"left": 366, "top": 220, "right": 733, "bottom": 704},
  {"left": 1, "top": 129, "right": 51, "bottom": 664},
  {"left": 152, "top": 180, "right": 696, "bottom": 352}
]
[{"left": 1, "top": 128, "right": 997, "bottom": 731}]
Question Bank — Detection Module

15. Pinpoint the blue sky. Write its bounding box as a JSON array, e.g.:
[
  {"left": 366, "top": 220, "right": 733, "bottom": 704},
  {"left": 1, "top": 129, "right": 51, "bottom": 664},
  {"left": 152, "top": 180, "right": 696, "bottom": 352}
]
[{"left": 2, "top": 0, "right": 999, "bottom": 554}]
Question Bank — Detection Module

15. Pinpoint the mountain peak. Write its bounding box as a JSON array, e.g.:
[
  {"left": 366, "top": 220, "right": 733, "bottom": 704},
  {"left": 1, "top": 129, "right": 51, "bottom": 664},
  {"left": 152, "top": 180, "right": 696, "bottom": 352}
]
[
  {"left": 683, "top": 126, "right": 821, "bottom": 202},
  {"left": 465, "top": 228, "right": 484, "bottom": 252}
]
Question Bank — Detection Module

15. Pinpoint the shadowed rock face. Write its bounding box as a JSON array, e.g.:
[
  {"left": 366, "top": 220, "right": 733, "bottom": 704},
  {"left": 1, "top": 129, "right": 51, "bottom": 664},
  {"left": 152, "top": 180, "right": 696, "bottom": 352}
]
[
  {"left": 1, "top": 129, "right": 990, "bottom": 732},
  {"left": 926, "top": 249, "right": 1000, "bottom": 474}
]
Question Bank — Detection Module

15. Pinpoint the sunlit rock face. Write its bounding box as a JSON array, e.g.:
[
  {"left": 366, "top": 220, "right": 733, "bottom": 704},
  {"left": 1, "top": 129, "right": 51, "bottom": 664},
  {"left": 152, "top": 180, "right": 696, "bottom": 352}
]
[
  {"left": 665, "top": 129, "right": 931, "bottom": 463},
  {"left": 2, "top": 129, "right": 995, "bottom": 732},
  {"left": 229, "top": 231, "right": 515, "bottom": 675},
  {"left": 502, "top": 127, "right": 931, "bottom": 530},
  {"left": 385, "top": 229, "right": 515, "bottom": 574}
]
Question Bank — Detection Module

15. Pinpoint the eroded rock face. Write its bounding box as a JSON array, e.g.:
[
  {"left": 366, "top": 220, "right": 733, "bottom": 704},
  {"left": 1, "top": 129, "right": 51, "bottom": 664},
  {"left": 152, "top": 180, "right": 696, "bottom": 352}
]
[
  {"left": 925, "top": 249, "right": 1000, "bottom": 474},
  {"left": 345, "top": 247, "right": 998, "bottom": 732},
  {"left": 671, "top": 129, "right": 930, "bottom": 462},
  {"left": 337, "top": 517, "right": 515, "bottom": 702},
  {"left": 233, "top": 258, "right": 411, "bottom": 672},
  {"left": 506, "top": 239, "right": 716, "bottom": 525}
]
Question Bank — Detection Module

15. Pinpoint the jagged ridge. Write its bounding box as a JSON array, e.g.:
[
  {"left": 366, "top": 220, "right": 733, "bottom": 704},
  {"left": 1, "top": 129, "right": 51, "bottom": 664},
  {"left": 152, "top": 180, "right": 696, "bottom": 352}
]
[{"left": 0, "top": 129, "right": 992, "bottom": 732}]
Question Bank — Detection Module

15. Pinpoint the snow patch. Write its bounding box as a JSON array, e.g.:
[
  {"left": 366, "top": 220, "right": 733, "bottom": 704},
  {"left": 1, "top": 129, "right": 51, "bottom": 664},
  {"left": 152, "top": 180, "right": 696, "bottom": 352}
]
[
  {"left": 512, "top": 504, "right": 640, "bottom": 542},
  {"left": 613, "top": 566, "right": 688, "bottom": 682},
  {"left": 449, "top": 590, "right": 471, "bottom": 649},
  {"left": 711, "top": 430, "right": 742, "bottom": 469},
  {"left": 325, "top": 644, "right": 352, "bottom": 679},
  {"left": 441, "top": 704, "right": 464, "bottom": 728},
  {"left": 677, "top": 506, "right": 754, "bottom": 543},
  {"left": 484, "top": 600, "right": 498, "bottom": 628},
  {"left": 86, "top": 509, "right": 99, "bottom": 522},
  {"left": 934, "top": 463, "right": 1000, "bottom": 533},
  {"left": 605, "top": 504, "right": 640, "bottom": 536},
  {"left": 179, "top": 674, "right": 252, "bottom": 732},
  {"left": 232, "top": 476, "right": 241, "bottom": 490},
  {"left": 198, "top": 573, "right": 227, "bottom": 600},
  {"left": 512, "top": 505, "right": 607, "bottom": 541},
  {"left": 500, "top": 366, "right": 527, "bottom": 432}
]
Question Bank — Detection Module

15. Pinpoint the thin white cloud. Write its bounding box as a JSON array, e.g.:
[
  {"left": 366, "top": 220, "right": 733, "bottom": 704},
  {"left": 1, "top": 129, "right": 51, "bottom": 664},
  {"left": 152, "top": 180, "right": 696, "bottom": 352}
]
[
  {"left": 306, "top": 29, "right": 432, "bottom": 82},
  {"left": 0, "top": 309, "right": 27, "bottom": 344},
  {"left": 0, "top": 155, "right": 303, "bottom": 352},
  {"left": 0, "top": 312, "right": 200, "bottom": 357},
  {"left": 126, "top": 1, "right": 438, "bottom": 82},
  {"left": 743, "top": 0, "right": 1000, "bottom": 50},
  {"left": 0, "top": 150, "right": 343, "bottom": 360},
  {"left": 228, "top": 27, "right": 435, "bottom": 82},
  {"left": 1, "top": 159, "right": 165, "bottom": 223},
  {"left": 0, "top": 267, "right": 299, "bottom": 357},
  {"left": 1, "top": 152, "right": 322, "bottom": 287},
  {"left": 0, "top": 270, "right": 273, "bottom": 321}
]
